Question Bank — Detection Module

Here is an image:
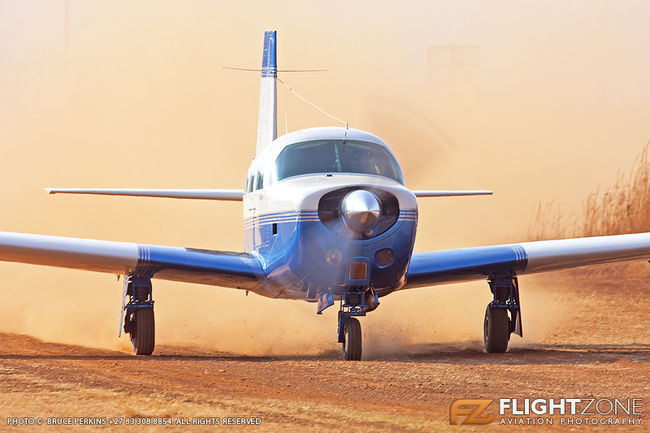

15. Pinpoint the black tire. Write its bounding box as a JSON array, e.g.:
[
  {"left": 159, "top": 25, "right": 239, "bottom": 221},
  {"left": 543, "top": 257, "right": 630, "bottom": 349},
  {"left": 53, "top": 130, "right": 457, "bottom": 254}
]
[
  {"left": 130, "top": 308, "right": 155, "bottom": 356},
  {"left": 483, "top": 304, "right": 509, "bottom": 353},
  {"left": 341, "top": 318, "right": 362, "bottom": 361}
]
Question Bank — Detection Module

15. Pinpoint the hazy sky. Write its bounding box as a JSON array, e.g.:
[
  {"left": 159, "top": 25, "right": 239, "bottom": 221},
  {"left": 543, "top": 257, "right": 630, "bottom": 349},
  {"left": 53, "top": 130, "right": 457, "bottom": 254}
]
[{"left": 0, "top": 1, "right": 648, "bottom": 352}]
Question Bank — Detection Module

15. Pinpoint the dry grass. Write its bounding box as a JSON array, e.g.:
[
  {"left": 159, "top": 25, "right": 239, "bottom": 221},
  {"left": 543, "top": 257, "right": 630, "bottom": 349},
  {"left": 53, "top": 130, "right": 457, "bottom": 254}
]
[{"left": 529, "top": 143, "right": 650, "bottom": 240}]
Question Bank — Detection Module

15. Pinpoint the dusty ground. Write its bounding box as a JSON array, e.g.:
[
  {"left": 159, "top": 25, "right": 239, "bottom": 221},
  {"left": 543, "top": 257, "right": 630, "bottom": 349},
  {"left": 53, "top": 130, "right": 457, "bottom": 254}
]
[{"left": 0, "top": 264, "right": 648, "bottom": 432}]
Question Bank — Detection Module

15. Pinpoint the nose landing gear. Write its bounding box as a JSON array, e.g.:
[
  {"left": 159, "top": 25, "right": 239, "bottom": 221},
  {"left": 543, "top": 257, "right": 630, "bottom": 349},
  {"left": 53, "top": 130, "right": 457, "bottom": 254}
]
[
  {"left": 341, "top": 317, "right": 362, "bottom": 360},
  {"left": 336, "top": 288, "right": 378, "bottom": 360}
]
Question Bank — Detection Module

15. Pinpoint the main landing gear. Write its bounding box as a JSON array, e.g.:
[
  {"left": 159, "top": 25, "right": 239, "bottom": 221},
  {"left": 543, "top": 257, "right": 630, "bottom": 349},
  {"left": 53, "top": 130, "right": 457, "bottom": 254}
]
[
  {"left": 120, "top": 275, "right": 155, "bottom": 356},
  {"left": 483, "top": 275, "right": 522, "bottom": 353}
]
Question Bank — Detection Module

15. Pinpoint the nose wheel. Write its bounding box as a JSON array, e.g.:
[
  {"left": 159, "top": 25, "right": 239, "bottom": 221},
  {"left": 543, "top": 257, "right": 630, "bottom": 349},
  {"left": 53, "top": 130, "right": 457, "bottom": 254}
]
[
  {"left": 336, "top": 289, "right": 373, "bottom": 361},
  {"left": 341, "top": 317, "right": 362, "bottom": 360}
]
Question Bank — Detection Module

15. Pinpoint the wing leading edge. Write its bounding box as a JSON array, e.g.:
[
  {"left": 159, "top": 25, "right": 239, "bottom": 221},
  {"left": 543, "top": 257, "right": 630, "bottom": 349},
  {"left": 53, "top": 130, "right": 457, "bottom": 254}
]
[
  {"left": 45, "top": 189, "right": 244, "bottom": 201},
  {"left": 404, "top": 232, "right": 650, "bottom": 289},
  {"left": 45, "top": 189, "right": 492, "bottom": 200},
  {"left": 0, "top": 232, "right": 263, "bottom": 291},
  {"left": 412, "top": 190, "right": 493, "bottom": 197}
]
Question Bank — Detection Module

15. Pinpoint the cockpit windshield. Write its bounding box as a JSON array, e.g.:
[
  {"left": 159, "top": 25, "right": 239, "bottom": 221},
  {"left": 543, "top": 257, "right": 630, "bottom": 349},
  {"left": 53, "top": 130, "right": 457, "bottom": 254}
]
[{"left": 274, "top": 139, "right": 404, "bottom": 184}]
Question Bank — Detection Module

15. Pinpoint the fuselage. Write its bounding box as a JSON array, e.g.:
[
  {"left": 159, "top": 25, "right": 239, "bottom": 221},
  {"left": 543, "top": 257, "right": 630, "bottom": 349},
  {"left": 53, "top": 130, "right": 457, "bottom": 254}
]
[{"left": 243, "top": 126, "right": 418, "bottom": 301}]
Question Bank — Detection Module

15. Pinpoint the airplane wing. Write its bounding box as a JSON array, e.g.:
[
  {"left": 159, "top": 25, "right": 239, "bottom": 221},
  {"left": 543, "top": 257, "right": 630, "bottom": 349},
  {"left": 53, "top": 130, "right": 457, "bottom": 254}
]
[
  {"left": 45, "top": 188, "right": 489, "bottom": 200},
  {"left": 403, "top": 232, "right": 650, "bottom": 289},
  {"left": 0, "top": 231, "right": 262, "bottom": 290},
  {"left": 412, "top": 190, "right": 493, "bottom": 197},
  {"left": 45, "top": 188, "right": 244, "bottom": 201}
]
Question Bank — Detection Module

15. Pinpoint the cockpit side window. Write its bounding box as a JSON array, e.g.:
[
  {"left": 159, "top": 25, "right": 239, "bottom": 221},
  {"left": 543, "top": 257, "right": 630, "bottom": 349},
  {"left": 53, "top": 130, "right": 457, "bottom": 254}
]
[
  {"left": 245, "top": 169, "right": 254, "bottom": 193},
  {"left": 254, "top": 170, "right": 264, "bottom": 190},
  {"left": 274, "top": 140, "right": 404, "bottom": 184}
]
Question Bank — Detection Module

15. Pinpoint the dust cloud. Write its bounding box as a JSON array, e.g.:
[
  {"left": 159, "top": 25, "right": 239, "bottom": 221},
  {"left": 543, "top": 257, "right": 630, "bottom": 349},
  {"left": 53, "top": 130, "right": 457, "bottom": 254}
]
[{"left": 1, "top": 1, "right": 649, "bottom": 356}]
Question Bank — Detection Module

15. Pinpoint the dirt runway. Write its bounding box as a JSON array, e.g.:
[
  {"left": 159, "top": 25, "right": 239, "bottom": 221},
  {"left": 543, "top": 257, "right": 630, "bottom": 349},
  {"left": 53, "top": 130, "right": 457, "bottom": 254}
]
[{"left": 0, "top": 266, "right": 648, "bottom": 432}]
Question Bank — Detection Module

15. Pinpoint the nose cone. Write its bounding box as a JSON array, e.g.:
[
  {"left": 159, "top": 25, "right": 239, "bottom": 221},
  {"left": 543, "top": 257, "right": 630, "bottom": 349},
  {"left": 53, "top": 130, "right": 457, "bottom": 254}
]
[{"left": 342, "top": 190, "right": 381, "bottom": 232}]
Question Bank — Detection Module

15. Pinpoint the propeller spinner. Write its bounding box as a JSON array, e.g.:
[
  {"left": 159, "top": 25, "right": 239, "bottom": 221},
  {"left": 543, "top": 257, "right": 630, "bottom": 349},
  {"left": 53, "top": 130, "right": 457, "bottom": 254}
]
[{"left": 341, "top": 190, "right": 381, "bottom": 233}]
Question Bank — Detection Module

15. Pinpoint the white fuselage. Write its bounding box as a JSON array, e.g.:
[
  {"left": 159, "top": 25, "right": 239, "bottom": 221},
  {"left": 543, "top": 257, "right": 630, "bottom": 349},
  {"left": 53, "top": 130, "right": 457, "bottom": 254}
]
[{"left": 242, "top": 126, "right": 418, "bottom": 300}]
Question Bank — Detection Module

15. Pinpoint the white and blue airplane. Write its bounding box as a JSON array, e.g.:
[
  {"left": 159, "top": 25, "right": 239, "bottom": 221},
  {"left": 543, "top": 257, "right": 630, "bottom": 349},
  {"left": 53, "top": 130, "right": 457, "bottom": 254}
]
[{"left": 2, "top": 31, "right": 650, "bottom": 360}]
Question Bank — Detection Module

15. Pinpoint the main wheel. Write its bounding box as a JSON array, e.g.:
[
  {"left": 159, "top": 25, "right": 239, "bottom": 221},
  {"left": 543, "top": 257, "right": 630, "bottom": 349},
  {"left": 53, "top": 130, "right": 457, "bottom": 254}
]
[
  {"left": 483, "top": 304, "right": 509, "bottom": 353},
  {"left": 341, "top": 317, "right": 362, "bottom": 361},
  {"left": 130, "top": 308, "right": 155, "bottom": 356}
]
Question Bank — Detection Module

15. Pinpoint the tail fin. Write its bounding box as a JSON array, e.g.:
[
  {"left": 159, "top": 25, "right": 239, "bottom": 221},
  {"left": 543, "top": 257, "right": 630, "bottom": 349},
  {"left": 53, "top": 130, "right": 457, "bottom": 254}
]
[{"left": 256, "top": 30, "right": 277, "bottom": 155}]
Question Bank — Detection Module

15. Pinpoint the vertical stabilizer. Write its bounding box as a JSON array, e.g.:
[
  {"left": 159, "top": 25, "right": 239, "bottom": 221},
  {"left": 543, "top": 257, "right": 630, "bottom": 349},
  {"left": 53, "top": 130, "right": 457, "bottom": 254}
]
[{"left": 256, "top": 30, "right": 277, "bottom": 155}]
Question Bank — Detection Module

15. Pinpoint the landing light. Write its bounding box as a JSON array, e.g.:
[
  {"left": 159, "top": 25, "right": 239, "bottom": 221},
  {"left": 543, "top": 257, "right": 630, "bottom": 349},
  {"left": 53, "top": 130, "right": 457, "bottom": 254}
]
[
  {"left": 376, "top": 248, "right": 393, "bottom": 267},
  {"left": 325, "top": 248, "right": 343, "bottom": 265}
]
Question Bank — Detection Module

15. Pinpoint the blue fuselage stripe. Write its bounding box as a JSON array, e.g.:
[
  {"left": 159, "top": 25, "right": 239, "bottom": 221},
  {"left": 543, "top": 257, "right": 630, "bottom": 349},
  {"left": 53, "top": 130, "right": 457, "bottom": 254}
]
[{"left": 244, "top": 210, "right": 416, "bottom": 227}]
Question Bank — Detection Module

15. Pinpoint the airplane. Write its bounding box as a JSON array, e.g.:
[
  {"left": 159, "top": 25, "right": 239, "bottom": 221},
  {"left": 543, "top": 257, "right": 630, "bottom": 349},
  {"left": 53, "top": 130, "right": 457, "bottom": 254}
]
[{"left": 2, "top": 30, "right": 650, "bottom": 360}]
